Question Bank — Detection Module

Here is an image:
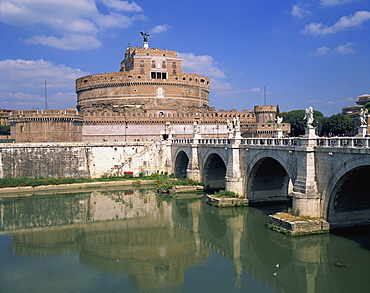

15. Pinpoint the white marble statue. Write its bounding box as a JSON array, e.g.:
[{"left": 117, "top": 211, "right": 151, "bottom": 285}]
[
  {"left": 360, "top": 108, "right": 368, "bottom": 126},
  {"left": 276, "top": 116, "right": 283, "bottom": 129},
  {"left": 226, "top": 119, "right": 233, "bottom": 133},
  {"left": 233, "top": 116, "right": 240, "bottom": 132},
  {"left": 304, "top": 107, "right": 314, "bottom": 128},
  {"left": 193, "top": 120, "right": 200, "bottom": 134}
]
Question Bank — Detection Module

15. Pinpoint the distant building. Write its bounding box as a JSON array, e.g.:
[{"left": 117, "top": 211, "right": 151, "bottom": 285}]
[
  {"left": 342, "top": 94, "right": 370, "bottom": 135},
  {"left": 9, "top": 109, "right": 83, "bottom": 142},
  {"left": 0, "top": 109, "right": 12, "bottom": 126},
  {"left": 342, "top": 94, "right": 370, "bottom": 115}
]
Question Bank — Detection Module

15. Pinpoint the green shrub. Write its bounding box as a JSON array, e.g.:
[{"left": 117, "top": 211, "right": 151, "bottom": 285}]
[{"left": 214, "top": 190, "right": 240, "bottom": 198}]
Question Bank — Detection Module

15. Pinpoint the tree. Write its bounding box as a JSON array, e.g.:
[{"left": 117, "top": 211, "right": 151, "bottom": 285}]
[
  {"left": 0, "top": 125, "right": 10, "bottom": 135},
  {"left": 319, "top": 114, "right": 354, "bottom": 136},
  {"left": 361, "top": 102, "right": 370, "bottom": 111},
  {"left": 280, "top": 109, "right": 324, "bottom": 136}
]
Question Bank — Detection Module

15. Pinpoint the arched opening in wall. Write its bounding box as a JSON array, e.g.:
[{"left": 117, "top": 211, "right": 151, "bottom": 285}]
[
  {"left": 327, "top": 165, "right": 370, "bottom": 228},
  {"left": 174, "top": 151, "right": 189, "bottom": 180},
  {"left": 247, "top": 157, "right": 291, "bottom": 204},
  {"left": 203, "top": 153, "right": 226, "bottom": 191}
]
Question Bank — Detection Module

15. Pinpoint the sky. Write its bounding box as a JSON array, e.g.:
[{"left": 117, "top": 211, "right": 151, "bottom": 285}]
[{"left": 0, "top": 0, "right": 369, "bottom": 116}]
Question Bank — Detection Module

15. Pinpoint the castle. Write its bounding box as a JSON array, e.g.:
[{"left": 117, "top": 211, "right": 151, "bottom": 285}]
[{"left": 9, "top": 34, "right": 289, "bottom": 142}]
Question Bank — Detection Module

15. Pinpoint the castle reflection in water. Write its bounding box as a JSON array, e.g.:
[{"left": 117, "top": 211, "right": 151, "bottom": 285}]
[{"left": 1, "top": 188, "right": 369, "bottom": 293}]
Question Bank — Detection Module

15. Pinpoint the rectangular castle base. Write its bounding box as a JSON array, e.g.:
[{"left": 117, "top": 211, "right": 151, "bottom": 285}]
[
  {"left": 206, "top": 194, "right": 249, "bottom": 207},
  {"left": 268, "top": 213, "right": 330, "bottom": 236}
]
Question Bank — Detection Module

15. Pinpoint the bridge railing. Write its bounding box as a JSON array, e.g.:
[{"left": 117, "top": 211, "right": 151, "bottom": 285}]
[
  {"left": 241, "top": 138, "right": 299, "bottom": 146},
  {"left": 316, "top": 137, "right": 370, "bottom": 148},
  {"left": 171, "top": 137, "right": 370, "bottom": 148}
]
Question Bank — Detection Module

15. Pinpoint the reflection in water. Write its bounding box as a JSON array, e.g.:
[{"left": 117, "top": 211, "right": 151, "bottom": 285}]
[{"left": 0, "top": 189, "right": 369, "bottom": 293}]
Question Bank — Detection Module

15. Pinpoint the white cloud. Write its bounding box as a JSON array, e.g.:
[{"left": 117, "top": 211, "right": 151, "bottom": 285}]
[
  {"left": 211, "top": 80, "right": 232, "bottom": 91},
  {"left": 178, "top": 52, "right": 226, "bottom": 79},
  {"left": 0, "top": 59, "right": 88, "bottom": 109},
  {"left": 303, "top": 11, "right": 370, "bottom": 35},
  {"left": 24, "top": 34, "right": 102, "bottom": 51},
  {"left": 309, "top": 42, "right": 355, "bottom": 56},
  {"left": 150, "top": 24, "right": 172, "bottom": 34},
  {"left": 250, "top": 88, "right": 262, "bottom": 92},
  {"left": 309, "top": 46, "right": 331, "bottom": 56},
  {"left": 291, "top": 4, "right": 312, "bottom": 18},
  {"left": 101, "top": 0, "right": 142, "bottom": 12},
  {"left": 333, "top": 42, "right": 356, "bottom": 54},
  {"left": 0, "top": 0, "right": 142, "bottom": 50},
  {"left": 320, "top": 0, "right": 356, "bottom": 6},
  {"left": 215, "top": 88, "right": 248, "bottom": 97}
]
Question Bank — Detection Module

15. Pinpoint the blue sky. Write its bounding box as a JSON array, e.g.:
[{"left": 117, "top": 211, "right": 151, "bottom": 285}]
[{"left": 0, "top": 0, "right": 369, "bottom": 116}]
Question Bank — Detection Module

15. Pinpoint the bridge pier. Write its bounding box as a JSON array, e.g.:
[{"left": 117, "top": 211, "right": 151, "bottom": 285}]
[
  {"left": 187, "top": 142, "right": 201, "bottom": 182},
  {"left": 226, "top": 140, "right": 245, "bottom": 197},
  {"left": 292, "top": 147, "right": 321, "bottom": 218}
]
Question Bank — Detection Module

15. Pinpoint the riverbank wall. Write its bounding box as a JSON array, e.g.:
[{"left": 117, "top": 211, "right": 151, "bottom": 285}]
[{"left": 0, "top": 141, "right": 171, "bottom": 179}]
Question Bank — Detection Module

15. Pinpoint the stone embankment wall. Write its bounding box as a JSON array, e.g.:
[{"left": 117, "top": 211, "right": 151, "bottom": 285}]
[{"left": 0, "top": 141, "right": 170, "bottom": 179}]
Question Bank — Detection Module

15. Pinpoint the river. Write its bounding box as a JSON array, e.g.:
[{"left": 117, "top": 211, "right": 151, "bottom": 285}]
[{"left": 0, "top": 187, "right": 369, "bottom": 293}]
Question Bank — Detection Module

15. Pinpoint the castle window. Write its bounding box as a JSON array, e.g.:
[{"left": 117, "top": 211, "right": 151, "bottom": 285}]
[
  {"left": 20, "top": 125, "right": 24, "bottom": 132},
  {"left": 151, "top": 60, "right": 155, "bottom": 68},
  {"left": 162, "top": 61, "right": 166, "bottom": 68},
  {"left": 173, "top": 70, "right": 177, "bottom": 75},
  {"left": 172, "top": 62, "right": 176, "bottom": 68},
  {"left": 140, "top": 60, "right": 144, "bottom": 67},
  {"left": 151, "top": 72, "right": 167, "bottom": 79}
]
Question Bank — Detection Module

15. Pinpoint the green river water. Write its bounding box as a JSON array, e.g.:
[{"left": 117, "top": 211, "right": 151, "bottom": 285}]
[{"left": 0, "top": 187, "right": 369, "bottom": 293}]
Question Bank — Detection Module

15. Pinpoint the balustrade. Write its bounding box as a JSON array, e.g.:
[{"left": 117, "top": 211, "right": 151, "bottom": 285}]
[{"left": 172, "top": 136, "right": 370, "bottom": 148}]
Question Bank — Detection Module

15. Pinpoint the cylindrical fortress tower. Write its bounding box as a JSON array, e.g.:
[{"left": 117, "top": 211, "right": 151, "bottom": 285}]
[
  {"left": 254, "top": 105, "right": 277, "bottom": 123},
  {"left": 76, "top": 45, "right": 210, "bottom": 115}
]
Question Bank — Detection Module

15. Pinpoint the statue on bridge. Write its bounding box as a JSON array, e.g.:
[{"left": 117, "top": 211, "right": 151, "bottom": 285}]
[
  {"left": 276, "top": 116, "right": 283, "bottom": 129},
  {"left": 193, "top": 120, "right": 200, "bottom": 135},
  {"left": 233, "top": 116, "right": 241, "bottom": 132},
  {"left": 304, "top": 107, "right": 314, "bottom": 128},
  {"left": 360, "top": 108, "right": 368, "bottom": 126},
  {"left": 226, "top": 119, "right": 233, "bottom": 133}
]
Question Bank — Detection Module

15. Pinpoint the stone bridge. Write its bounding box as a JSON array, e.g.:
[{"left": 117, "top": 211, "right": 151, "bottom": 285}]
[{"left": 170, "top": 136, "right": 370, "bottom": 228}]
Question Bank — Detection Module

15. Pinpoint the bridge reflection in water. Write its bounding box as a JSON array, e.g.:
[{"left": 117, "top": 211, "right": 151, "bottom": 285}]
[{"left": 0, "top": 189, "right": 369, "bottom": 293}]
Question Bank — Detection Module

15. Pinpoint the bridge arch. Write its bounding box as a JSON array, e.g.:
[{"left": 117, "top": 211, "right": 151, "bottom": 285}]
[
  {"left": 323, "top": 157, "right": 370, "bottom": 228},
  {"left": 202, "top": 152, "right": 227, "bottom": 191},
  {"left": 246, "top": 152, "right": 293, "bottom": 204},
  {"left": 173, "top": 150, "right": 190, "bottom": 179}
]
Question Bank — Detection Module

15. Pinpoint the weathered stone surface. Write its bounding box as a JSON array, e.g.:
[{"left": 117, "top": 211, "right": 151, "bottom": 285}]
[
  {"left": 269, "top": 214, "right": 330, "bottom": 236},
  {"left": 205, "top": 194, "right": 249, "bottom": 207},
  {"left": 170, "top": 185, "right": 204, "bottom": 193},
  {"left": 0, "top": 141, "right": 171, "bottom": 179}
]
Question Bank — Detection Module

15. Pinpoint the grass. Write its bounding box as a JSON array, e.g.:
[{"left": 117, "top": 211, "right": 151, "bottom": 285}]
[
  {"left": 212, "top": 190, "right": 241, "bottom": 198},
  {"left": 272, "top": 212, "right": 321, "bottom": 222},
  {"left": 0, "top": 172, "right": 172, "bottom": 188},
  {"left": 155, "top": 177, "right": 202, "bottom": 193}
]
